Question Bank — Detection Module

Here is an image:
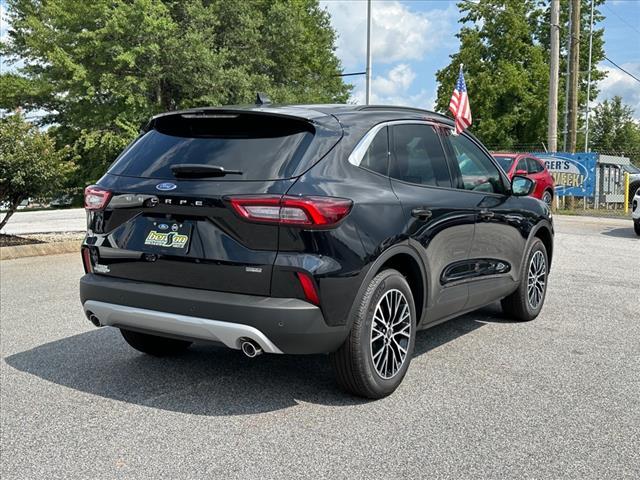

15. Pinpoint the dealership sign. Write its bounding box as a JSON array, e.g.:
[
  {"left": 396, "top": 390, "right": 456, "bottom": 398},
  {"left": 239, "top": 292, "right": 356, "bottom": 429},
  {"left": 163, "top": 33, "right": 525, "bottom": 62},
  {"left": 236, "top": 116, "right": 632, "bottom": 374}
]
[{"left": 535, "top": 152, "right": 597, "bottom": 197}]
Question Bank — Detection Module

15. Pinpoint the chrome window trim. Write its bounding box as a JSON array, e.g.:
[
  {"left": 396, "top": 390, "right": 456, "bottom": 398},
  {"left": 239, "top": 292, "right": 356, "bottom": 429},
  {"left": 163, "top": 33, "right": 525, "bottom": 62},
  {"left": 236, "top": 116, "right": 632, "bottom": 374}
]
[{"left": 347, "top": 119, "right": 439, "bottom": 167}]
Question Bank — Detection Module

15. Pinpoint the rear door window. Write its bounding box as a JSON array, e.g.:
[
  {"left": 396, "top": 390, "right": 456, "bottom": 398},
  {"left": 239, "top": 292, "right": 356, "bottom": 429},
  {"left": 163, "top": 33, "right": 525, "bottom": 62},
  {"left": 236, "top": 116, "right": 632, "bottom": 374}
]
[
  {"left": 527, "top": 157, "right": 544, "bottom": 173},
  {"left": 515, "top": 158, "right": 529, "bottom": 174},
  {"left": 108, "top": 114, "right": 315, "bottom": 181},
  {"left": 389, "top": 124, "right": 452, "bottom": 187}
]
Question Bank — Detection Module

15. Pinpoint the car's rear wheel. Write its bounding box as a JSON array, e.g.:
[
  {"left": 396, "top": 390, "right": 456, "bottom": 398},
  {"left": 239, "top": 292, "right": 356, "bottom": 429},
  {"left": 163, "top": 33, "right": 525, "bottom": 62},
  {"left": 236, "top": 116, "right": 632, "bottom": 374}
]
[
  {"left": 330, "top": 269, "right": 416, "bottom": 399},
  {"left": 120, "top": 328, "right": 192, "bottom": 356},
  {"left": 501, "top": 237, "right": 548, "bottom": 321},
  {"left": 542, "top": 189, "right": 553, "bottom": 206},
  {"left": 634, "top": 220, "right": 640, "bottom": 236}
]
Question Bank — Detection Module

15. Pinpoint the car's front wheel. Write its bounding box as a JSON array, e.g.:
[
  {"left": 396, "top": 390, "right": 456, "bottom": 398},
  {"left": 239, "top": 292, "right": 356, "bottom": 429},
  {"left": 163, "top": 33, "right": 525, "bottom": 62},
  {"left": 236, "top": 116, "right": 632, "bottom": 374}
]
[
  {"left": 120, "top": 328, "right": 192, "bottom": 356},
  {"left": 634, "top": 220, "right": 640, "bottom": 236},
  {"left": 330, "top": 269, "right": 416, "bottom": 399},
  {"left": 501, "top": 237, "right": 548, "bottom": 321}
]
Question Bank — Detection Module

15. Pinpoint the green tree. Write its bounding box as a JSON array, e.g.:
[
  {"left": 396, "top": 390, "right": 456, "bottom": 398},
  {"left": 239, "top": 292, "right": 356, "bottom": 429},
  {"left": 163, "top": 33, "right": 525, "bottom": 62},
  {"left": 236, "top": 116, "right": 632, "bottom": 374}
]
[
  {"left": 0, "top": 112, "right": 76, "bottom": 230},
  {"left": 590, "top": 97, "right": 640, "bottom": 165},
  {"left": 435, "top": 0, "right": 549, "bottom": 148},
  {"left": 0, "top": 0, "right": 350, "bottom": 183},
  {"left": 436, "top": 0, "right": 606, "bottom": 150}
]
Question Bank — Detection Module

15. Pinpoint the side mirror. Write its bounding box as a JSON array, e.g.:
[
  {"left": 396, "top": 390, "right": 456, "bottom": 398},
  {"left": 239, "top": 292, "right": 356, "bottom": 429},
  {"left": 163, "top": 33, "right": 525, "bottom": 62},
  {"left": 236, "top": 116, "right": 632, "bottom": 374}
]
[{"left": 511, "top": 175, "right": 535, "bottom": 196}]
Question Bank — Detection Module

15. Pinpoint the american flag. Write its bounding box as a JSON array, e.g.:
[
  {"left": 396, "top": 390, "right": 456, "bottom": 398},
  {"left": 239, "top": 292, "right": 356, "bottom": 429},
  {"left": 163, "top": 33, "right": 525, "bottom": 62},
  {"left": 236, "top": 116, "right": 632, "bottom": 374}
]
[{"left": 449, "top": 65, "right": 472, "bottom": 135}]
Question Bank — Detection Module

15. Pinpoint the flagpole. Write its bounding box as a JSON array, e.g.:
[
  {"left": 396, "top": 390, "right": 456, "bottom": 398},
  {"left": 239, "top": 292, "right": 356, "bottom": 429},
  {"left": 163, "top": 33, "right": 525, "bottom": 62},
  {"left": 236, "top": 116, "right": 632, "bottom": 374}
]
[{"left": 365, "top": 0, "right": 372, "bottom": 105}]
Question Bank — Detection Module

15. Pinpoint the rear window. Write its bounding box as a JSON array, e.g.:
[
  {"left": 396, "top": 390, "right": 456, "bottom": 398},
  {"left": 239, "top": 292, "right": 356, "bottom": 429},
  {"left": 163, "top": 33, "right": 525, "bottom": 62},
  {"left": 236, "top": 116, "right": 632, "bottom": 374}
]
[
  {"left": 108, "top": 114, "right": 315, "bottom": 180},
  {"left": 494, "top": 155, "right": 515, "bottom": 172}
]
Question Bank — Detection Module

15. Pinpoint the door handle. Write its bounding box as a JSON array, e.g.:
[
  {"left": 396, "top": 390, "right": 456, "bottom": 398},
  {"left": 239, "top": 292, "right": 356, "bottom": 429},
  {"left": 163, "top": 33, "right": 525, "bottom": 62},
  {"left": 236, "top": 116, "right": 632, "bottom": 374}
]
[
  {"left": 479, "top": 209, "right": 495, "bottom": 220},
  {"left": 411, "top": 208, "right": 433, "bottom": 219}
]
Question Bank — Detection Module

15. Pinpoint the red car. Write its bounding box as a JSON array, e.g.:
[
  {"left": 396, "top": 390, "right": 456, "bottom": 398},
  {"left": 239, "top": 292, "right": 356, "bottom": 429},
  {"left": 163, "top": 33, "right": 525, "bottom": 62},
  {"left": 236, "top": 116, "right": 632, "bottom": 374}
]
[{"left": 493, "top": 153, "right": 555, "bottom": 206}]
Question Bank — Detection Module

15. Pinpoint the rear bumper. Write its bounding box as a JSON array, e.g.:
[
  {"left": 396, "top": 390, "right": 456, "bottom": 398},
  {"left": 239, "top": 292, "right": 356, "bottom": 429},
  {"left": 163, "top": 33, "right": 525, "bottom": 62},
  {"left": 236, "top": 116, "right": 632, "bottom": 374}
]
[{"left": 79, "top": 274, "right": 349, "bottom": 354}]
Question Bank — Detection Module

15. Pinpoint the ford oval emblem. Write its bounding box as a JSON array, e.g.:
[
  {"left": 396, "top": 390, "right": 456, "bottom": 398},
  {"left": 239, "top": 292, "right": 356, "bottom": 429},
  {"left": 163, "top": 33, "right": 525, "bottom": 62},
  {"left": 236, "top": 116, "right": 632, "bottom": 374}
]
[
  {"left": 156, "top": 182, "right": 177, "bottom": 191},
  {"left": 158, "top": 223, "right": 169, "bottom": 230}
]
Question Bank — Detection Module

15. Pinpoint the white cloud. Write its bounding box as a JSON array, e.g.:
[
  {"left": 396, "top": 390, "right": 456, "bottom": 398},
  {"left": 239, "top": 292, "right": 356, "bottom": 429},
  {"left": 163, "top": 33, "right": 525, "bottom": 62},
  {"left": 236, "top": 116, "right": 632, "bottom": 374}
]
[
  {"left": 350, "top": 63, "right": 435, "bottom": 110},
  {"left": 321, "top": 0, "right": 456, "bottom": 69},
  {"left": 596, "top": 62, "right": 640, "bottom": 120},
  {"left": 373, "top": 63, "right": 415, "bottom": 95}
]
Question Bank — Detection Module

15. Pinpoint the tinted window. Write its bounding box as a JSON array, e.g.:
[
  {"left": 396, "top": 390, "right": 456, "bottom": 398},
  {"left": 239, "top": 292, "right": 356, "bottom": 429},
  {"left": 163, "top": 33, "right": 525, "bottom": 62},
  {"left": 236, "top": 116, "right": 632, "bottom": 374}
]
[
  {"left": 527, "top": 157, "right": 544, "bottom": 173},
  {"left": 359, "top": 127, "right": 389, "bottom": 175},
  {"left": 515, "top": 158, "right": 528, "bottom": 173},
  {"left": 108, "top": 114, "right": 314, "bottom": 181},
  {"left": 389, "top": 124, "right": 451, "bottom": 187},
  {"left": 494, "top": 156, "right": 515, "bottom": 172},
  {"left": 447, "top": 133, "right": 506, "bottom": 194}
]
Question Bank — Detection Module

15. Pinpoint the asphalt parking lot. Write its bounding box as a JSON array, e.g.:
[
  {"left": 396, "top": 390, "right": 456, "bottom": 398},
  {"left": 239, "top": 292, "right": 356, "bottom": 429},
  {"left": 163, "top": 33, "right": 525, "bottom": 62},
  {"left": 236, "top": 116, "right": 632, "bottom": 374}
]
[{"left": 1, "top": 215, "right": 638, "bottom": 479}]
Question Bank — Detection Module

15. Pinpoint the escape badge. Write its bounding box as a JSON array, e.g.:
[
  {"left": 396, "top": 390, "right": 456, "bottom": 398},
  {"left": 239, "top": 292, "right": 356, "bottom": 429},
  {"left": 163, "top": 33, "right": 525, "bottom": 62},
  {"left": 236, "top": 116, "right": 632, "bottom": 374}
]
[{"left": 144, "top": 230, "right": 189, "bottom": 249}]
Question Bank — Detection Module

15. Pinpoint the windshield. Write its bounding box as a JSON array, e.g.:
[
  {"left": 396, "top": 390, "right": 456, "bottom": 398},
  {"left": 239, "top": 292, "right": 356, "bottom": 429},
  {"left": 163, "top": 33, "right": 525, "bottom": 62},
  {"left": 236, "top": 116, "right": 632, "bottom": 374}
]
[
  {"left": 108, "top": 114, "right": 314, "bottom": 181},
  {"left": 623, "top": 164, "right": 640, "bottom": 174},
  {"left": 493, "top": 155, "right": 516, "bottom": 172}
]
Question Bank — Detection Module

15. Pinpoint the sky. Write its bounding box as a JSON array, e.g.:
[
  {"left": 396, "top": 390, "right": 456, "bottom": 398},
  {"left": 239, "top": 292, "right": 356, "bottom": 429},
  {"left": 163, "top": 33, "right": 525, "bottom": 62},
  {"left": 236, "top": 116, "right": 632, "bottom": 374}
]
[
  {"left": 1, "top": 0, "right": 639, "bottom": 118},
  {"left": 320, "top": 0, "right": 640, "bottom": 118}
]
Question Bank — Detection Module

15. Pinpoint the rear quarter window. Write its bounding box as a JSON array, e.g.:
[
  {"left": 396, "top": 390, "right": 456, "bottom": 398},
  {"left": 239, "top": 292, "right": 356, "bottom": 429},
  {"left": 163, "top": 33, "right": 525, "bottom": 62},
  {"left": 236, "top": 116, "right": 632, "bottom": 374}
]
[{"left": 108, "top": 114, "right": 315, "bottom": 181}]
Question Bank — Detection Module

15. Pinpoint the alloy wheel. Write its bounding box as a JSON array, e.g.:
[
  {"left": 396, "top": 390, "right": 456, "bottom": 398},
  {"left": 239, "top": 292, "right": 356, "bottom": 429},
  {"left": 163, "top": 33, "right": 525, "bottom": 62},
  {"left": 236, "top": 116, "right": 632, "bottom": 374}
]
[
  {"left": 527, "top": 250, "right": 547, "bottom": 309},
  {"left": 370, "top": 289, "right": 412, "bottom": 379}
]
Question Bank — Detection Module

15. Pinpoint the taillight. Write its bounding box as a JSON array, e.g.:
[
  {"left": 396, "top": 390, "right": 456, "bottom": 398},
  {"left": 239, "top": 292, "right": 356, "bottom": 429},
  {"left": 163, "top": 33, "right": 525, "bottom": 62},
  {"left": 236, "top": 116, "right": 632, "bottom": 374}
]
[
  {"left": 84, "top": 185, "right": 112, "bottom": 210},
  {"left": 228, "top": 195, "right": 352, "bottom": 227},
  {"left": 81, "top": 247, "right": 93, "bottom": 273},
  {"left": 296, "top": 272, "right": 320, "bottom": 305}
]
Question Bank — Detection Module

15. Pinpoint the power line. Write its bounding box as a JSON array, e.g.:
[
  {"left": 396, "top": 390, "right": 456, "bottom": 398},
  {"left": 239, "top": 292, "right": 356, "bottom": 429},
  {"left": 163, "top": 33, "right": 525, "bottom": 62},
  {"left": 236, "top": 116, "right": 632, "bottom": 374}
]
[
  {"left": 337, "top": 71, "right": 366, "bottom": 77},
  {"left": 604, "top": 56, "right": 640, "bottom": 84},
  {"left": 604, "top": 3, "right": 640, "bottom": 36}
]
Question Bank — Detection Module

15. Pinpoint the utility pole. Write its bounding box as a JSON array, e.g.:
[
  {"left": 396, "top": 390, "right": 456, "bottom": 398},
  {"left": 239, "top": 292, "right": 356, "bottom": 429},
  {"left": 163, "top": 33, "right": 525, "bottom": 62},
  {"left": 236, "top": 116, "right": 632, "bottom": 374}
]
[
  {"left": 548, "top": 0, "right": 560, "bottom": 152},
  {"left": 567, "top": 0, "right": 581, "bottom": 153},
  {"left": 365, "top": 0, "right": 372, "bottom": 105},
  {"left": 584, "top": 0, "right": 595, "bottom": 152},
  {"left": 562, "top": 0, "right": 573, "bottom": 151}
]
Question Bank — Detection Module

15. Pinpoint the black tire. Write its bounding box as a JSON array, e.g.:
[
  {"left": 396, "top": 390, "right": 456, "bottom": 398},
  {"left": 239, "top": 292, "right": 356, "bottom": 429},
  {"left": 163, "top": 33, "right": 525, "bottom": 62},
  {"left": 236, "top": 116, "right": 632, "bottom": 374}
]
[
  {"left": 629, "top": 182, "right": 640, "bottom": 208},
  {"left": 120, "top": 328, "right": 192, "bottom": 356},
  {"left": 542, "top": 189, "right": 553, "bottom": 207},
  {"left": 501, "top": 237, "right": 548, "bottom": 322},
  {"left": 330, "top": 269, "right": 417, "bottom": 399},
  {"left": 634, "top": 220, "right": 640, "bottom": 236}
]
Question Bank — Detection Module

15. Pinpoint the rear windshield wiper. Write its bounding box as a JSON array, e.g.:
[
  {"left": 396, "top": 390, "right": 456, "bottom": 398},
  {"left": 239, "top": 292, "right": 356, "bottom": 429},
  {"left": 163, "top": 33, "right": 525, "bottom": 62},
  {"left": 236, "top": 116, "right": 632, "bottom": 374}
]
[{"left": 171, "top": 164, "right": 243, "bottom": 178}]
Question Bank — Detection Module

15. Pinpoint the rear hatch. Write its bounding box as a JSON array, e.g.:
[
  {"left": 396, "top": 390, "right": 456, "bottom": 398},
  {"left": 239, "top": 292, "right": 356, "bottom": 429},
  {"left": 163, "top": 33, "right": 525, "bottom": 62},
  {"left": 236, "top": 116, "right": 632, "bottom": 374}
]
[{"left": 87, "top": 108, "right": 342, "bottom": 296}]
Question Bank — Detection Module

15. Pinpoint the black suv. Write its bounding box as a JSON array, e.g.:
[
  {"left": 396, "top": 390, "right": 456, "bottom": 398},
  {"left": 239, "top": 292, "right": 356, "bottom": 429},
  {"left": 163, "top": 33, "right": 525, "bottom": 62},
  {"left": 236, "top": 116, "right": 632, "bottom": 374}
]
[{"left": 80, "top": 104, "right": 553, "bottom": 398}]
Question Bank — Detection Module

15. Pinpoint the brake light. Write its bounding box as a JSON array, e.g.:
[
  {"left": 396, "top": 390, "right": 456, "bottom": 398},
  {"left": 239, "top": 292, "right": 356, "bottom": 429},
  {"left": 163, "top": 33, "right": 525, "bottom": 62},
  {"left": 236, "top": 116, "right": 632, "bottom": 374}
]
[
  {"left": 228, "top": 195, "right": 352, "bottom": 227},
  {"left": 84, "top": 185, "right": 112, "bottom": 210},
  {"left": 296, "top": 272, "right": 320, "bottom": 305}
]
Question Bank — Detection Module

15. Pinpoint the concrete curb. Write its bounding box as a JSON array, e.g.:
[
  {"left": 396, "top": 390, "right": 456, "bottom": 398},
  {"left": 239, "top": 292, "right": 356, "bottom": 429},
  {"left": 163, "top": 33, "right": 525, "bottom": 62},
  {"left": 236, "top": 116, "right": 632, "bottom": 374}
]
[{"left": 0, "top": 240, "right": 80, "bottom": 261}]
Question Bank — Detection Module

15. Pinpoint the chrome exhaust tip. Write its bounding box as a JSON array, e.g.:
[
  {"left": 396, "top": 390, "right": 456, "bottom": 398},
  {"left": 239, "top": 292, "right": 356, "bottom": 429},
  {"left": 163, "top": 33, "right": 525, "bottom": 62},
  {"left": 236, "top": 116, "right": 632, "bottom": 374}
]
[
  {"left": 86, "top": 311, "right": 102, "bottom": 327},
  {"left": 241, "top": 339, "right": 262, "bottom": 358}
]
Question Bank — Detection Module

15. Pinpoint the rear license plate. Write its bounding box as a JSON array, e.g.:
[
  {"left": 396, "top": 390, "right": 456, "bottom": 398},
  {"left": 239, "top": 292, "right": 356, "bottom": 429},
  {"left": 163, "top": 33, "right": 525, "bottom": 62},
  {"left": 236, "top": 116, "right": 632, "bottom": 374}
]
[{"left": 142, "top": 221, "right": 192, "bottom": 254}]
